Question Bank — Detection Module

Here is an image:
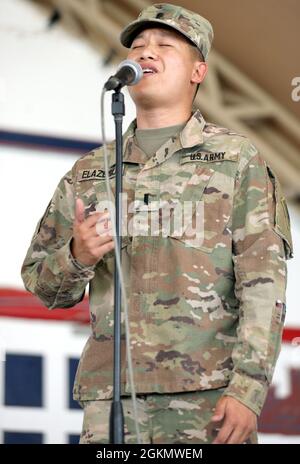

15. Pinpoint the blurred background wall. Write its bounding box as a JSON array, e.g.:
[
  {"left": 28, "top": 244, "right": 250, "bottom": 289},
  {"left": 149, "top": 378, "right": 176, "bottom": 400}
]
[{"left": 0, "top": 0, "right": 299, "bottom": 444}]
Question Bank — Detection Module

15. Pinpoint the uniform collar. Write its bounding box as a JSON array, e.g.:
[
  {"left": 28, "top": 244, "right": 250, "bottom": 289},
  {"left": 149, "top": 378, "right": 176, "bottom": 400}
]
[
  {"left": 180, "top": 109, "right": 206, "bottom": 148},
  {"left": 122, "top": 109, "right": 206, "bottom": 168}
]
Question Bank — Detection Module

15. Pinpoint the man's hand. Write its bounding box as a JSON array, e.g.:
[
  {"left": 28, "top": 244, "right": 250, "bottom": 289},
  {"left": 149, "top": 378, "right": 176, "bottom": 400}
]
[
  {"left": 71, "top": 198, "right": 115, "bottom": 266},
  {"left": 211, "top": 396, "right": 257, "bottom": 444}
]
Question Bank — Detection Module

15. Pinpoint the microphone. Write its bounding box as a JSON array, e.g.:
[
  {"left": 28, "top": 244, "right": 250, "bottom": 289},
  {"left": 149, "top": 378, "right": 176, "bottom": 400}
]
[{"left": 104, "top": 60, "right": 143, "bottom": 91}]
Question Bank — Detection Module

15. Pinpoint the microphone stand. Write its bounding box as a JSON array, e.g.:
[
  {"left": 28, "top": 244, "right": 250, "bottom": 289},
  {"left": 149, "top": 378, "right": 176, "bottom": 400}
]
[{"left": 109, "top": 88, "right": 125, "bottom": 444}]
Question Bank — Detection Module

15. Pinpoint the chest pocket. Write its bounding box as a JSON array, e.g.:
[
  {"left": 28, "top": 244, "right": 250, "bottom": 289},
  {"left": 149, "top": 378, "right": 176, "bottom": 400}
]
[{"left": 166, "top": 154, "right": 239, "bottom": 252}]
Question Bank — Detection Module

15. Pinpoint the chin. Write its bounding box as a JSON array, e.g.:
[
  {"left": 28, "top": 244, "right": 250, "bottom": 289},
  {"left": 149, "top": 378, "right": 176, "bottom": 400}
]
[{"left": 130, "top": 89, "right": 163, "bottom": 108}]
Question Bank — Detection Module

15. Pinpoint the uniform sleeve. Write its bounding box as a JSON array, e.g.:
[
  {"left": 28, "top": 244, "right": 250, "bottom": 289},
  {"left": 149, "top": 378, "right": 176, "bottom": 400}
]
[
  {"left": 21, "top": 167, "right": 96, "bottom": 309},
  {"left": 223, "top": 140, "right": 293, "bottom": 416}
]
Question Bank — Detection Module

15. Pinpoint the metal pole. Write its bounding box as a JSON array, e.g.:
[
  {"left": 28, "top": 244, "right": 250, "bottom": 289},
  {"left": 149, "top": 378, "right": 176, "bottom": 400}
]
[{"left": 109, "top": 89, "right": 125, "bottom": 444}]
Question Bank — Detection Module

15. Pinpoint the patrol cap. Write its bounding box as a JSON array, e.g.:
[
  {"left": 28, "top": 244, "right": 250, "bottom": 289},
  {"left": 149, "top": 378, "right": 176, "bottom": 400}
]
[{"left": 120, "top": 3, "right": 214, "bottom": 62}]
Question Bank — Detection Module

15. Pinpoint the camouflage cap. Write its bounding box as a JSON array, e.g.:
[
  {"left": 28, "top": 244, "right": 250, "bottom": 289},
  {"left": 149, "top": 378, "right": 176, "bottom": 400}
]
[{"left": 120, "top": 3, "right": 213, "bottom": 61}]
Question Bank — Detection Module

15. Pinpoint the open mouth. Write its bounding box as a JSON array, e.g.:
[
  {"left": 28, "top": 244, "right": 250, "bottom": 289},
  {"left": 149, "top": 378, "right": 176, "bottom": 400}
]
[{"left": 142, "top": 67, "right": 158, "bottom": 76}]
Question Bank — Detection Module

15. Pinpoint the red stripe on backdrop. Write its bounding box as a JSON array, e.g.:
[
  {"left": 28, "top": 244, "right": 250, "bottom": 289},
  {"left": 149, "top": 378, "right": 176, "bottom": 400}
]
[
  {"left": 0, "top": 288, "right": 299, "bottom": 341},
  {"left": 0, "top": 288, "right": 89, "bottom": 323},
  {"left": 282, "top": 328, "right": 300, "bottom": 343}
]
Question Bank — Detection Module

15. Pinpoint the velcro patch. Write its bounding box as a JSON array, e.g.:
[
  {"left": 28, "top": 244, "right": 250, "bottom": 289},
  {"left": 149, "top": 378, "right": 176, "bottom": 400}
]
[
  {"left": 77, "top": 164, "right": 124, "bottom": 182},
  {"left": 180, "top": 151, "right": 239, "bottom": 164}
]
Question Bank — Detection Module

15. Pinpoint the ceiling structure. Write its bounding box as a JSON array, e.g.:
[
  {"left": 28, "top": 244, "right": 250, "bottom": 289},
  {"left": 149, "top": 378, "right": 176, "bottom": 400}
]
[{"left": 31, "top": 0, "right": 300, "bottom": 201}]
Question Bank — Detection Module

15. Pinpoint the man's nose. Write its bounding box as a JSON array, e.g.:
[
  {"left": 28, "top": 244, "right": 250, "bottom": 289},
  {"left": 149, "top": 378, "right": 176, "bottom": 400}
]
[{"left": 139, "top": 43, "right": 158, "bottom": 60}]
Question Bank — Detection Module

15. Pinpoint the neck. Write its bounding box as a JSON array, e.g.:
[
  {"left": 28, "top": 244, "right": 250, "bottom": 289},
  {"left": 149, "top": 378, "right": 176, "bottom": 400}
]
[{"left": 136, "top": 106, "right": 192, "bottom": 129}]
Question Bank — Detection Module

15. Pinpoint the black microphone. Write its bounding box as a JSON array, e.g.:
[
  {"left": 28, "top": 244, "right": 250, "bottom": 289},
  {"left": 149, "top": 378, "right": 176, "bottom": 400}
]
[{"left": 104, "top": 60, "right": 143, "bottom": 91}]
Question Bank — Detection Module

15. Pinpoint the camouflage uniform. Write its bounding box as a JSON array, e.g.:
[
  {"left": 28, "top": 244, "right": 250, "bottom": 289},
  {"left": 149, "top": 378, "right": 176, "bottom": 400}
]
[
  {"left": 21, "top": 109, "right": 293, "bottom": 409},
  {"left": 79, "top": 389, "right": 257, "bottom": 444},
  {"left": 21, "top": 3, "right": 293, "bottom": 444}
]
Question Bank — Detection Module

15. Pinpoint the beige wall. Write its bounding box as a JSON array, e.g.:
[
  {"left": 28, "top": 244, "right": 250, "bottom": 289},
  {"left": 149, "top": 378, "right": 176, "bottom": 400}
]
[{"left": 171, "top": 0, "right": 300, "bottom": 120}]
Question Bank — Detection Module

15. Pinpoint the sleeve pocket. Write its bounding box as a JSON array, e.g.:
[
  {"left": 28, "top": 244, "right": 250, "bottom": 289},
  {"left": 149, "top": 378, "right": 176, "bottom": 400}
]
[{"left": 266, "top": 165, "right": 293, "bottom": 260}]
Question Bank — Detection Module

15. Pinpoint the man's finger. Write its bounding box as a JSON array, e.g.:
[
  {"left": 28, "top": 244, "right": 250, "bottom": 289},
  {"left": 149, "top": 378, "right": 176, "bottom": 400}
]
[
  {"left": 226, "top": 426, "right": 247, "bottom": 444},
  {"left": 211, "top": 398, "right": 226, "bottom": 422},
  {"left": 75, "top": 198, "right": 85, "bottom": 224},
  {"left": 90, "top": 239, "right": 115, "bottom": 260},
  {"left": 97, "top": 239, "right": 115, "bottom": 256},
  {"left": 84, "top": 211, "right": 106, "bottom": 229},
  {"left": 88, "top": 233, "right": 114, "bottom": 249},
  {"left": 212, "top": 420, "right": 234, "bottom": 444},
  {"left": 96, "top": 220, "right": 112, "bottom": 236},
  {"left": 78, "top": 224, "right": 112, "bottom": 242},
  {"left": 85, "top": 211, "right": 111, "bottom": 228}
]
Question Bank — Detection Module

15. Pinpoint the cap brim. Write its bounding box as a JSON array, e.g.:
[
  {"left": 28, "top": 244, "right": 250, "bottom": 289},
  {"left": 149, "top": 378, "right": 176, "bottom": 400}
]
[{"left": 120, "top": 18, "right": 200, "bottom": 55}]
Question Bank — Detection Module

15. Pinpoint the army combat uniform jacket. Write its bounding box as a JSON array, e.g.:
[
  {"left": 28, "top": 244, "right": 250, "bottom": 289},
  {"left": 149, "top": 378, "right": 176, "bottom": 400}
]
[{"left": 21, "top": 110, "right": 293, "bottom": 416}]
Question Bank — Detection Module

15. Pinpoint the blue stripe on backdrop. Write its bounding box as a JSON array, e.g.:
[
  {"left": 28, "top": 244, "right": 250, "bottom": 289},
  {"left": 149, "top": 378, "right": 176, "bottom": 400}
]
[
  {"left": 5, "top": 354, "right": 43, "bottom": 407},
  {"left": 68, "top": 434, "right": 80, "bottom": 444},
  {"left": 0, "top": 130, "right": 102, "bottom": 153},
  {"left": 4, "top": 431, "right": 43, "bottom": 444},
  {"left": 68, "top": 358, "right": 81, "bottom": 410}
]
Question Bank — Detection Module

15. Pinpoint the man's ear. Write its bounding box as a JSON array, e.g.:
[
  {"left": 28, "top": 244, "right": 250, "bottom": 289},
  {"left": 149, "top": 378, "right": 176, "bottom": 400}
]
[{"left": 191, "top": 62, "right": 208, "bottom": 85}]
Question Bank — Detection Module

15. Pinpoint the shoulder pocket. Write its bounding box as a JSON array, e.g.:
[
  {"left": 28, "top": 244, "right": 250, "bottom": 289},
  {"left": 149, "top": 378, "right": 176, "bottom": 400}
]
[{"left": 267, "top": 165, "right": 293, "bottom": 259}]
